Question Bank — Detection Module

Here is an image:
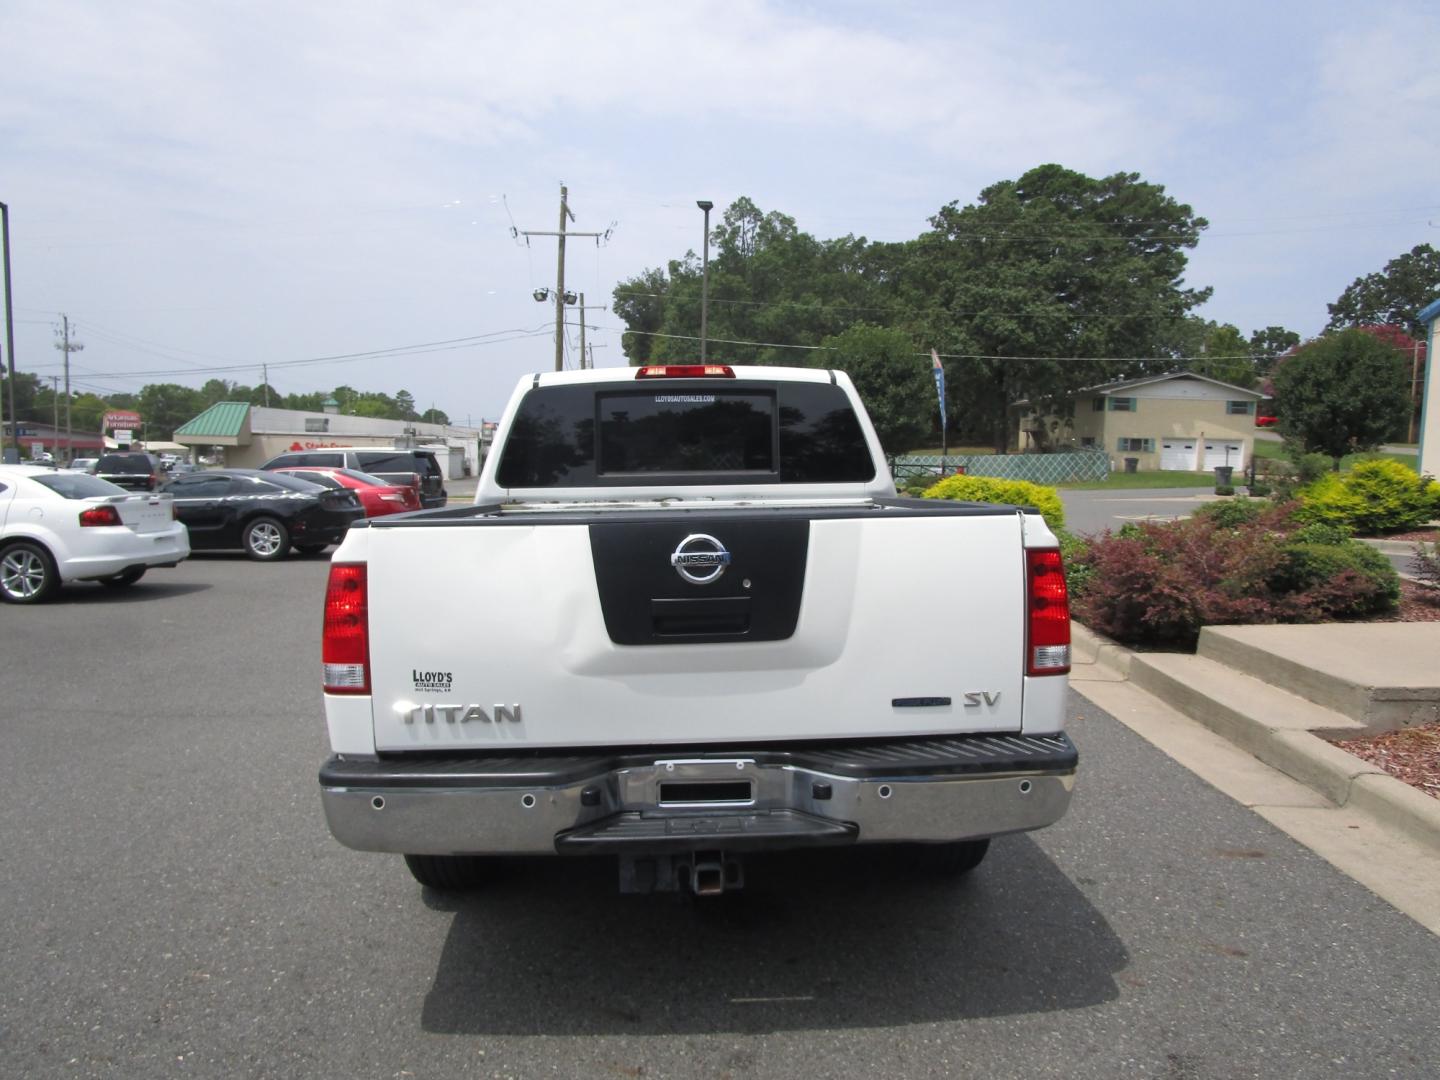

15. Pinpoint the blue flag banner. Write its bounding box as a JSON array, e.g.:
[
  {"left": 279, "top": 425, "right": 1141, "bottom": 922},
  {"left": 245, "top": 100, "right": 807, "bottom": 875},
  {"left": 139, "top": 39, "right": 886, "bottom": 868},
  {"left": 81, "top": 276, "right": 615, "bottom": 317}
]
[{"left": 930, "top": 349, "right": 947, "bottom": 439}]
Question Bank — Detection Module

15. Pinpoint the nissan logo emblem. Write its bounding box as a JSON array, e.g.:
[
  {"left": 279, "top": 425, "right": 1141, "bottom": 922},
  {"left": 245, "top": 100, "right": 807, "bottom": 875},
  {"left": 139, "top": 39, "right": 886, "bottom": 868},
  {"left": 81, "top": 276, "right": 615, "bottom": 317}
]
[{"left": 670, "top": 533, "right": 731, "bottom": 585}]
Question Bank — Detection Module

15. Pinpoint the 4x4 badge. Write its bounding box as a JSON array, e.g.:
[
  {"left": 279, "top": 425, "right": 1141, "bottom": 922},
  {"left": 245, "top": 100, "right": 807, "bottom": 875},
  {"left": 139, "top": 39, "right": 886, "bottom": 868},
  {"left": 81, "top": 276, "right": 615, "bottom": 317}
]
[{"left": 670, "top": 533, "right": 731, "bottom": 585}]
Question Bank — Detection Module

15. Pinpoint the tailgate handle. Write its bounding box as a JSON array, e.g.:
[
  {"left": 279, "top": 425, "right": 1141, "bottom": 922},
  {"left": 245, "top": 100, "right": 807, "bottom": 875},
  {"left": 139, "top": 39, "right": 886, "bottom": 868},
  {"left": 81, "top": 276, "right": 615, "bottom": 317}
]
[{"left": 650, "top": 597, "right": 751, "bottom": 637}]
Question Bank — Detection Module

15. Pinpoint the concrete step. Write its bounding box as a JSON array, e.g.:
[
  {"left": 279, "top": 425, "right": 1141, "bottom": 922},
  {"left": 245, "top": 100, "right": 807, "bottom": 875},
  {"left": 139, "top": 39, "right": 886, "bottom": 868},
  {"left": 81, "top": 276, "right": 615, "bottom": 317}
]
[
  {"left": 1128, "top": 653, "right": 1373, "bottom": 804},
  {"left": 1197, "top": 624, "right": 1440, "bottom": 734},
  {"left": 1126, "top": 650, "right": 1440, "bottom": 857}
]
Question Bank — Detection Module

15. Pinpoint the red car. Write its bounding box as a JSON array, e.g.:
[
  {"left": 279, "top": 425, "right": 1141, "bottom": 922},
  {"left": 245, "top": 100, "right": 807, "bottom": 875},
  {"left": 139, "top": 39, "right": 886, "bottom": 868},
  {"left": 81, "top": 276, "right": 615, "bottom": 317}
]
[
  {"left": 270, "top": 467, "right": 421, "bottom": 517},
  {"left": 1255, "top": 415, "right": 1278, "bottom": 428}
]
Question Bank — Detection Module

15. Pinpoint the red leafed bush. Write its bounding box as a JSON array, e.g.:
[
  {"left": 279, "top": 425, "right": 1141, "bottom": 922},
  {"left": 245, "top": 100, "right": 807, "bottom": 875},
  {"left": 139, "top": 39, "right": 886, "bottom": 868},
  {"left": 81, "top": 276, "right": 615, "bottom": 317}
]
[{"left": 1072, "top": 504, "right": 1399, "bottom": 647}]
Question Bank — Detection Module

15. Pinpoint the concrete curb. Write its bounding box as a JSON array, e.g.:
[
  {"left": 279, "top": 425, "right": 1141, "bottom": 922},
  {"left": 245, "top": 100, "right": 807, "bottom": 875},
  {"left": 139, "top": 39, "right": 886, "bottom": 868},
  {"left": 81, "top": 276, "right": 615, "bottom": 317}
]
[{"left": 1069, "top": 619, "right": 1440, "bottom": 857}]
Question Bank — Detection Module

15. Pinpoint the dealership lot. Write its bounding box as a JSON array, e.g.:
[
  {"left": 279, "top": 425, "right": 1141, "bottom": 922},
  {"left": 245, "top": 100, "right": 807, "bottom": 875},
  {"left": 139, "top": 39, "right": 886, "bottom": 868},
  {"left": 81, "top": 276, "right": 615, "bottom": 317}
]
[{"left": 3, "top": 555, "right": 1440, "bottom": 1078}]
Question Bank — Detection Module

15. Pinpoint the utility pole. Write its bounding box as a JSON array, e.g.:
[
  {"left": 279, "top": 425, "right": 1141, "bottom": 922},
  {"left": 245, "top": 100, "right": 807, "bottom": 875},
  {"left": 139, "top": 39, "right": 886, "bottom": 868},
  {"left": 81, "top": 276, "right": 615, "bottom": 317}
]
[
  {"left": 55, "top": 315, "right": 82, "bottom": 461},
  {"left": 1, "top": 200, "right": 17, "bottom": 461},
  {"left": 696, "top": 201, "right": 713, "bottom": 362},
  {"left": 48, "top": 375, "right": 59, "bottom": 446},
  {"left": 516, "top": 184, "right": 612, "bottom": 371},
  {"left": 576, "top": 294, "right": 609, "bottom": 369},
  {"left": 262, "top": 363, "right": 271, "bottom": 406}
]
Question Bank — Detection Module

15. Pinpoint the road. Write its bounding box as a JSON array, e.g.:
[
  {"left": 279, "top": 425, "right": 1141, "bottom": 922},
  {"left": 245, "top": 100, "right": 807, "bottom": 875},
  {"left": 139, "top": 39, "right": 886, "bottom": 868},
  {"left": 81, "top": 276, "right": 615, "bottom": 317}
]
[
  {"left": 1059, "top": 487, "right": 1426, "bottom": 579},
  {"left": 3, "top": 555, "right": 1439, "bottom": 1078}
]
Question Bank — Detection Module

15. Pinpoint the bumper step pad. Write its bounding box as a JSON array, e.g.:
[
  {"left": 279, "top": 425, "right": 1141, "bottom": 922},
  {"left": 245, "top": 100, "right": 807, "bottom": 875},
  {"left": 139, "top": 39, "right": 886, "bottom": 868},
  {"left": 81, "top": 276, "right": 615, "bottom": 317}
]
[{"left": 556, "top": 808, "right": 857, "bottom": 853}]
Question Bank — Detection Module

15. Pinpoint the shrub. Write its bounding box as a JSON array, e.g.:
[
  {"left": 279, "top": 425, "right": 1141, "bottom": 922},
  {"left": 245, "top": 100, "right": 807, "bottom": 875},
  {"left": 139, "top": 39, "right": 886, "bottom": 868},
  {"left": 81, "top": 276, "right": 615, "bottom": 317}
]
[
  {"left": 1055, "top": 528, "right": 1094, "bottom": 597},
  {"left": 1194, "top": 497, "right": 1266, "bottom": 529},
  {"left": 922, "top": 474, "right": 1064, "bottom": 532},
  {"left": 1297, "top": 459, "right": 1440, "bottom": 534},
  {"left": 1072, "top": 510, "right": 1399, "bottom": 647},
  {"left": 1269, "top": 542, "right": 1400, "bottom": 617},
  {"left": 1214, "top": 484, "right": 1235, "bottom": 496}
]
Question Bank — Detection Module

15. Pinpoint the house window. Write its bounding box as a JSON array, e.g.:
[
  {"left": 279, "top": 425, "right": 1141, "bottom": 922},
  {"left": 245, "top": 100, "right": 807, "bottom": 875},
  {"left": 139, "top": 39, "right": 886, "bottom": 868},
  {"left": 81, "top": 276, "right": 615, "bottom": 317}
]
[
  {"left": 1091, "top": 397, "right": 1105, "bottom": 412},
  {"left": 1108, "top": 397, "right": 1136, "bottom": 412},
  {"left": 1117, "top": 437, "right": 1155, "bottom": 453},
  {"left": 1080, "top": 436, "right": 1096, "bottom": 447},
  {"left": 1226, "top": 400, "right": 1253, "bottom": 415}
]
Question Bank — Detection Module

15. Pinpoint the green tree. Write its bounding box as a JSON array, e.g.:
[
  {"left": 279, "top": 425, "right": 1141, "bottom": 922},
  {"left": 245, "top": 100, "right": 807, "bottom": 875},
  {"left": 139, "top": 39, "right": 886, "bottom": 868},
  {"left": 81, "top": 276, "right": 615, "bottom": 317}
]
[
  {"left": 901, "top": 165, "right": 1211, "bottom": 450},
  {"left": 137, "top": 383, "right": 205, "bottom": 439},
  {"left": 0, "top": 370, "right": 41, "bottom": 421},
  {"left": 1198, "top": 323, "right": 1257, "bottom": 387},
  {"left": 1272, "top": 328, "right": 1410, "bottom": 465},
  {"left": 1248, "top": 326, "right": 1300, "bottom": 376},
  {"left": 811, "top": 323, "right": 931, "bottom": 457},
  {"left": 394, "top": 390, "right": 418, "bottom": 421},
  {"left": 420, "top": 407, "right": 450, "bottom": 425},
  {"left": 611, "top": 266, "right": 671, "bottom": 365},
  {"left": 1326, "top": 243, "right": 1440, "bottom": 339}
]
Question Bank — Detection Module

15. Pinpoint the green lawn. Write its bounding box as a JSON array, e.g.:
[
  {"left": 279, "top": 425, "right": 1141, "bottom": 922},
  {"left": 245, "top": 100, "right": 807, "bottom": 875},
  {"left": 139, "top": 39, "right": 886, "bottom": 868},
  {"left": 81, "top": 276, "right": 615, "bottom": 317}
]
[
  {"left": 1057, "top": 471, "right": 1219, "bottom": 491},
  {"left": 1252, "top": 440, "right": 1417, "bottom": 471}
]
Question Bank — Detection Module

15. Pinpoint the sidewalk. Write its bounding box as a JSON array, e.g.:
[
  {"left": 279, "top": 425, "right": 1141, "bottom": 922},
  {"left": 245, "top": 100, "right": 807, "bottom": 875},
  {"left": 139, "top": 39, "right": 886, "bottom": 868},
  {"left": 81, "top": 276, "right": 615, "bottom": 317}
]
[{"left": 1070, "top": 620, "right": 1440, "bottom": 933}]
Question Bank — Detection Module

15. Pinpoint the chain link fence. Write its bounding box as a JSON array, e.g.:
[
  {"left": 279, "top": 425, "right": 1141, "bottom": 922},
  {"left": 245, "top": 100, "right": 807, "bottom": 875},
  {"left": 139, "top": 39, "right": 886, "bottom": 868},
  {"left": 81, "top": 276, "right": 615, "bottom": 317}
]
[{"left": 893, "top": 449, "right": 1110, "bottom": 486}]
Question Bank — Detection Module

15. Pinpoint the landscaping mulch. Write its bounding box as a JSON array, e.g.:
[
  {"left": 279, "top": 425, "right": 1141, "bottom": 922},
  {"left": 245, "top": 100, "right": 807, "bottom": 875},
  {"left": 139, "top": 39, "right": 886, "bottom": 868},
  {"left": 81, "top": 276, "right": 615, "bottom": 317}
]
[
  {"left": 1380, "top": 527, "right": 1439, "bottom": 544},
  {"left": 1378, "top": 579, "right": 1440, "bottom": 623},
  {"left": 1331, "top": 723, "right": 1440, "bottom": 802}
]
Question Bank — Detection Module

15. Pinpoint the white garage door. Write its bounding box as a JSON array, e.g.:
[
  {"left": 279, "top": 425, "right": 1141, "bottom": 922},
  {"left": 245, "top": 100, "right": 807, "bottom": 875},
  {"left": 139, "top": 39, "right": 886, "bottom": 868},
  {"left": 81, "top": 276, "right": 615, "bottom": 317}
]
[
  {"left": 1160, "top": 440, "right": 1197, "bottom": 470},
  {"left": 1202, "top": 442, "right": 1244, "bottom": 470}
]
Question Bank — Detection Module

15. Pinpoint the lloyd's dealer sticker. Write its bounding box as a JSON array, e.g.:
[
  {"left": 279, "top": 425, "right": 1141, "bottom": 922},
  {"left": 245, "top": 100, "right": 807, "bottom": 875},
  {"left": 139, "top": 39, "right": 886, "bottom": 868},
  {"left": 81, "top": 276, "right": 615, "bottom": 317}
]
[{"left": 412, "top": 670, "right": 453, "bottom": 694}]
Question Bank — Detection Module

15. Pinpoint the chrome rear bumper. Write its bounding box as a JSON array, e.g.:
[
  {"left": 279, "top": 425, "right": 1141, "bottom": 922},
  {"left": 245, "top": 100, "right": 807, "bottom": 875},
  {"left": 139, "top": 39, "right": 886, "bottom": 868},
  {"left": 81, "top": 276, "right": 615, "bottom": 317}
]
[{"left": 320, "top": 733, "right": 1077, "bottom": 856}]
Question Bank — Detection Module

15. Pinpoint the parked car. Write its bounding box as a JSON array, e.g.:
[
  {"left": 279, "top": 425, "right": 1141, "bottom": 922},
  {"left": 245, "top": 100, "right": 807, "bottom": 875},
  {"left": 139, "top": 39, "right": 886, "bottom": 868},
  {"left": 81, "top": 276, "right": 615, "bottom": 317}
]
[
  {"left": 1255, "top": 415, "right": 1278, "bottom": 428},
  {"left": 0, "top": 464, "right": 189, "bottom": 603},
  {"left": 259, "top": 447, "right": 448, "bottom": 509},
  {"left": 268, "top": 466, "right": 421, "bottom": 517},
  {"left": 95, "top": 452, "right": 166, "bottom": 491},
  {"left": 160, "top": 468, "right": 365, "bottom": 560},
  {"left": 68, "top": 457, "right": 99, "bottom": 473}
]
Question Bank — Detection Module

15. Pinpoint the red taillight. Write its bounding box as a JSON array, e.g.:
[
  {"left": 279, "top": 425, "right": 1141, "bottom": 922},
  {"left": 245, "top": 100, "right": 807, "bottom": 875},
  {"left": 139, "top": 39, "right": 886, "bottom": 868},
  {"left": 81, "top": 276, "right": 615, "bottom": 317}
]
[
  {"left": 323, "top": 563, "right": 370, "bottom": 694},
  {"left": 1026, "top": 548, "right": 1071, "bottom": 676},
  {"left": 79, "top": 505, "right": 123, "bottom": 527},
  {"left": 635, "top": 364, "right": 735, "bottom": 379}
]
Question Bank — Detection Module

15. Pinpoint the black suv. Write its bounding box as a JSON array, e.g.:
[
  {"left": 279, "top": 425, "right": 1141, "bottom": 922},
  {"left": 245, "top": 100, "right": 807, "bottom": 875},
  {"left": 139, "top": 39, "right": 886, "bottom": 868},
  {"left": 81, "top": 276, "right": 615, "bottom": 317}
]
[
  {"left": 95, "top": 452, "right": 165, "bottom": 491},
  {"left": 260, "top": 447, "right": 448, "bottom": 509}
]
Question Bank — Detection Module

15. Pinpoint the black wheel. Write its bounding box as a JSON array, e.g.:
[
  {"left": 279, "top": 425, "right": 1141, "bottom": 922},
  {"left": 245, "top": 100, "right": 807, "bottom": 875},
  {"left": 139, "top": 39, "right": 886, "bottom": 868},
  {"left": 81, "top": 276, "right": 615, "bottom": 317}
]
[
  {"left": 294, "top": 543, "right": 328, "bottom": 556},
  {"left": 403, "top": 854, "right": 489, "bottom": 891},
  {"left": 242, "top": 517, "right": 290, "bottom": 561},
  {"left": 100, "top": 567, "right": 147, "bottom": 588},
  {"left": 0, "top": 541, "right": 60, "bottom": 604},
  {"left": 908, "top": 838, "right": 990, "bottom": 877}
]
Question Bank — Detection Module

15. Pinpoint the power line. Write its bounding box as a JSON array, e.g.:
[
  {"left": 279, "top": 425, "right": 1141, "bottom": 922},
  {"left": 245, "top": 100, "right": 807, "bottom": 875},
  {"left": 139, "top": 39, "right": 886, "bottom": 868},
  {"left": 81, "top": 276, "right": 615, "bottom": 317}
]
[{"left": 606, "top": 324, "right": 1282, "bottom": 366}]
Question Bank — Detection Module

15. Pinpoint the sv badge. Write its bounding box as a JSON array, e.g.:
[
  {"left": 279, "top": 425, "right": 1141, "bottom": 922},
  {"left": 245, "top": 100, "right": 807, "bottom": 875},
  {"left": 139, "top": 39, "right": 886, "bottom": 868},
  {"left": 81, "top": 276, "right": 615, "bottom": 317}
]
[{"left": 962, "top": 691, "right": 1002, "bottom": 707}]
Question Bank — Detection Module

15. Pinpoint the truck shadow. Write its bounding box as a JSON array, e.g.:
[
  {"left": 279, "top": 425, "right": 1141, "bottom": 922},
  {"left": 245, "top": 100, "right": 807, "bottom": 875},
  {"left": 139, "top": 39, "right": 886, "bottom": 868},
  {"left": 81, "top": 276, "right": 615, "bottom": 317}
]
[{"left": 419, "top": 835, "right": 1124, "bottom": 1035}]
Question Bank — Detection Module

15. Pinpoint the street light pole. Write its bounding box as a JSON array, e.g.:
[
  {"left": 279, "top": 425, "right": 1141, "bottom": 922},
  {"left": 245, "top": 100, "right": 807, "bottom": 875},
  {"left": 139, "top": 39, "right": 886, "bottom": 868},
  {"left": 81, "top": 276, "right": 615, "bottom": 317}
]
[
  {"left": 696, "top": 200, "right": 713, "bottom": 362},
  {"left": 1, "top": 201, "right": 17, "bottom": 461}
]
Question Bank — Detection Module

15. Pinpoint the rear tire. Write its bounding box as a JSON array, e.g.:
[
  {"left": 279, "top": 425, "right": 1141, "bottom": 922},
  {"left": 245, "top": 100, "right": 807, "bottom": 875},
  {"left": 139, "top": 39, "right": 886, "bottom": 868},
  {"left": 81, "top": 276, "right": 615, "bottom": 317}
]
[
  {"left": 100, "top": 567, "right": 147, "bottom": 588},
  {"left": 242, "top": 517, "right": 290, "bottom": 561},
  {"left": 0, "top": 541, "right": 59, "bottom": 604},
  {"left": 403, "top": 854, "right": 490, "bottom": 891},
  {"left": 909, "top": 838, "right": 990, "bottom": 877}
]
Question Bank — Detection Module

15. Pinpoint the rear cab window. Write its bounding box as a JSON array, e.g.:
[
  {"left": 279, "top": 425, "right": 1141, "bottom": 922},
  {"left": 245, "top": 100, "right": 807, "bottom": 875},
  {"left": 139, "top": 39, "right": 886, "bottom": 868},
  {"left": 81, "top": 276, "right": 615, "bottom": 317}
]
[
  {"left": 97, "top": 454, "right": 155, "bottom": 474},
  {"left": 496, "top": 380, "right": 875, "bottom": 488},
  {"left": 356, "top": 452, "right": 440, "bottom": 479}
]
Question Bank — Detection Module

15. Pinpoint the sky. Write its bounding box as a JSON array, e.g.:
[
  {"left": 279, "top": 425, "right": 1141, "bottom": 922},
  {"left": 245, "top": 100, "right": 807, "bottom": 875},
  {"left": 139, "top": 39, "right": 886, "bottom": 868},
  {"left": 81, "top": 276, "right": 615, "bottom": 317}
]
[{"left": 3, "top": 0, "right": 1438, "bottom": 428}]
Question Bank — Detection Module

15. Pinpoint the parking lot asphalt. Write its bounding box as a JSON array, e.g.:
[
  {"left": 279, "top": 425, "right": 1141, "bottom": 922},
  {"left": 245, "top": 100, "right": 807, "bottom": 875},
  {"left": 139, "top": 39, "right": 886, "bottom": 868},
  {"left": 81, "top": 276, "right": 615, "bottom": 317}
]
[{"left": 4, "top": 555, "right": 1440, "bottom": 1078}]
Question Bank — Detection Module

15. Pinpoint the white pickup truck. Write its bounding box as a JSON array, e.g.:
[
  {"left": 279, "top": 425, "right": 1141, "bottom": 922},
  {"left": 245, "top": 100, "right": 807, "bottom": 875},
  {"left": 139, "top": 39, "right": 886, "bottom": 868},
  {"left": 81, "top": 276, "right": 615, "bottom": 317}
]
[{"left": 318, "top": 364, "right": 1076, "bottom": 895}]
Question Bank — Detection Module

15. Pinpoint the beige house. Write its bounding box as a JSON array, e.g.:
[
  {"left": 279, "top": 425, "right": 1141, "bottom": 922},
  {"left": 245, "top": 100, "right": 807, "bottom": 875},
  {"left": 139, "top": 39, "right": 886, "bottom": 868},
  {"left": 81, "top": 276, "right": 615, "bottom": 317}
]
[{"left": 1016, "top": 372, "right": 1268, "bottom": 472}]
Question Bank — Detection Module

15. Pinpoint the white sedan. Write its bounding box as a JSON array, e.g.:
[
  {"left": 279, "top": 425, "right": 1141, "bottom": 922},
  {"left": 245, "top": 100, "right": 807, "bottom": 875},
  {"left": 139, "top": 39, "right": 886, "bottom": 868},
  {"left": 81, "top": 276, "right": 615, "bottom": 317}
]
[{"left": 0, "top": 465, "right": 191, "bottom": 604}]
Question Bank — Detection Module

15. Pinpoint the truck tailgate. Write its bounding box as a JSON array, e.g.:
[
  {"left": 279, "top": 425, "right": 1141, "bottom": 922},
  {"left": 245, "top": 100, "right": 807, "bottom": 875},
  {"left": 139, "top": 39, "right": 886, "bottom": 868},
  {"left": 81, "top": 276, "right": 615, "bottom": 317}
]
[{"left": 366, "top": 509, "right": 1026, "bottom": 750}]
